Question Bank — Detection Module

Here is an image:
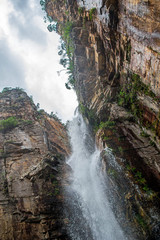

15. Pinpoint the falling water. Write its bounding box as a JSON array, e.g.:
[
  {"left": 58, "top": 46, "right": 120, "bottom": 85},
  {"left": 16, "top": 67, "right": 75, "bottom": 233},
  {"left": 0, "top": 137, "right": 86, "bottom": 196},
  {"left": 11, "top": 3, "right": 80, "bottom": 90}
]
[{"left": 65, "top": 114, "right": 127, "bottom": 240}]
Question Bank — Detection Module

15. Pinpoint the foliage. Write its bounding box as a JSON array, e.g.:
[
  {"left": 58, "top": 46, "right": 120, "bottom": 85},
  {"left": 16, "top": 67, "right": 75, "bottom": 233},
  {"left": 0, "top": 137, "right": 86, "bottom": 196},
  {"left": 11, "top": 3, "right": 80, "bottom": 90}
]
[
  {"left": 118, "top": 73, "right": 159, "bottom": 139},
  {"left": 47, "top": 23, "right": 58, "bottom": 32},
  {"left": 36, "top": 103, "right": 40, "bottom": 110},
  {"left": 126, "top": 41, "right": 131, "bottom": 62},
  {"left": 58, "top": 21, "right": 75, "bottom": 89},
  {"left": 133, "top": 75, "right": 155, "bottom": 98},
  {"left": 79, "top": 103, "right": 98, "bottom": 129},
  {"left": 0, "top": 87, "right": 25, "bottom": 95},
  {"left": 78, "top": 7, "right": 85, "bottom": 15},
  {"left": 20, "top": 120, "right": 33, "bottom": 125},
  {"left": 118, "top": 146, "right": 123, "bottom": 154},
  {"left": 38, "top": 109, "right": 45, "bottom": 115},
  {"left": 66, "top": 60, "right": 75, "bottom": 88},
  {"left": 149, "top": 140, "right": 156, "bottom": 147},
  {"left": 0, "top": 117, "right": 18, "bottom": 133},
  {"left": 126, "top": 164, "right": 158, "bottom": 199},
  {"left": 103, "top": 136, "right": 110, "bottom": 141},
  {"left": 1, "top": 87, "right": 12, "bottom": 93},
  {"left": 99, "top": 121, "right": 116, "bottom": 130},
  {"left": 135, "top": 214, "right": 148, "bottom": 229},
  {"left": 0, "top": 116, "right": 33, "bottom": 133},
  {"left": 62, "top": 21, "right": 73, "bottom": 41},
  {"left": 39, "top": 0, "right": 75, "bottom": 89},
  {"left": 29, "top": 95, "right": 34, "bottom": 105},
  {"left": 108, "top": 168, "right": 117, "bottom": 177},
  {"left": 89, "top": 8, "right": 96, "bottom": 20},
  {"left": 40, "top": 0, "right": 58, "bottom": 32},
  {"left": 61, "top": 21, "right": 74, "bottom": 59},
  {"left": 118, "top": 73, "right": 156, "bottom": 116},
  {"left": 140, "top": 130, "right": 149, "bottom": 138},
  {"left": 40, "top": 0, "right": 46, "bottom": 11},
  {"left": 49, "top": 112, "right": 61, "bottom": 122},
  {"left": 117, "top": 74, "right": 143, "bottom": 120},
  {"left": 54, "top": 187, "right": 60, "bottom": 196}
]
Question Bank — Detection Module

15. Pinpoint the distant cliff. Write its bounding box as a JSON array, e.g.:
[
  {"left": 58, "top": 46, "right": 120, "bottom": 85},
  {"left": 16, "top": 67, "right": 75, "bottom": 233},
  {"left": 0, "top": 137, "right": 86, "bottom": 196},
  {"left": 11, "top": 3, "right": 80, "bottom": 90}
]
[
  {"left": 0, "top": 88, "right": 70, "bottom": 239},
  {"left": 46, "top": 0, "right": 160, "bottom": 239}
]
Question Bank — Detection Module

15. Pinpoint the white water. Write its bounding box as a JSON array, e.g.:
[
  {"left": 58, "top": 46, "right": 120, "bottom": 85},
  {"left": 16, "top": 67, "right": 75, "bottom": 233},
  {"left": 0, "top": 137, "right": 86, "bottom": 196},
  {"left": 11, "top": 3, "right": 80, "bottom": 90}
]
[
  {"left": 66, "top": 115, "right": 126, "bottom": 240},
  {"left": 77, "top": 0, "right": 109, "bottom": 24}
]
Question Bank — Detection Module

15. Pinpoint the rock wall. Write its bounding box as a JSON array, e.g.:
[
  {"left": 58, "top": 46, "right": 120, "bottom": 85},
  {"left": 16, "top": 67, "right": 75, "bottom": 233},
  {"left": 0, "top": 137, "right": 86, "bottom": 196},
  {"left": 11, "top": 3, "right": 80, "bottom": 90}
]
[
  {"left": 46, "top": 0, "right": 160, "bottom": 239},
  {"left": 0, "top": 89, "right": 70, "bottom": 240}
]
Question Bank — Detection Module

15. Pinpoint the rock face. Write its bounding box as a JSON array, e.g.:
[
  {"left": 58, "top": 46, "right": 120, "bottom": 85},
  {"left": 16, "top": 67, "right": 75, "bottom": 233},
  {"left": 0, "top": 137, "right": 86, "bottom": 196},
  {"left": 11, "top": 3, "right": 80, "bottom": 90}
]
[
  {"left": 0, "top": 89, "right": 70, "bottom": 240},
  {"left": 46, "top": 0, "right": 160, "bottom": 239}
]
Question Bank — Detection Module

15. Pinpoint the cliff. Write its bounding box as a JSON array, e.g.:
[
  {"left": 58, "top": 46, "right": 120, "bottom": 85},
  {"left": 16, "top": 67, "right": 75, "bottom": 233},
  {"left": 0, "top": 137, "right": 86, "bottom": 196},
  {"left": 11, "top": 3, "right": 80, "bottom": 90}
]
[
  {"left": 0, "top": 88, "right": 70, "bottom": 239},
  {"left": 46, "top": 0, "right": 160, "bottom": 239}
]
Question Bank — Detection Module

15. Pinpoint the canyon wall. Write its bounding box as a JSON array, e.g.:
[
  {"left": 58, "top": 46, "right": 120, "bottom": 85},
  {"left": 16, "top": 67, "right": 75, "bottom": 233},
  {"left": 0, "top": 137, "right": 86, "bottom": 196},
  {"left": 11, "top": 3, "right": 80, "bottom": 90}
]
[
  {"left": 46, "top": 0, "right": 160, "bottom": 239},
  {"left": 0, "top": 89, "right": 70, "bottom": 240}
]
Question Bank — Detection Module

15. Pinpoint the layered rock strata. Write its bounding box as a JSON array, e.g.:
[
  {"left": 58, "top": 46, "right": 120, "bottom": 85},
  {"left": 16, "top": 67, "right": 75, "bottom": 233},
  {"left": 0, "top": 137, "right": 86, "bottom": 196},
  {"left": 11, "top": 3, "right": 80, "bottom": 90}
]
[
  {"left": 46, "top": 0, "right": 160, "bottom": 239},
  {"left": 0, "top": 89, "right": 70, "bottom": 240}
]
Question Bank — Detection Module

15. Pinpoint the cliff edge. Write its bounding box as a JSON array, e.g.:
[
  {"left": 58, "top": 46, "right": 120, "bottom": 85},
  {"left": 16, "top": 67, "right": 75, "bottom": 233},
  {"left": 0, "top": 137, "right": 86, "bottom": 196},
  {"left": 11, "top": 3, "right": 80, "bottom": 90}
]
[
  {"left": 45, "top": 0, "right": 160, "bottom": 239},
  {"left": 0, "top": 88, "right": 70, "bottom": 240}
]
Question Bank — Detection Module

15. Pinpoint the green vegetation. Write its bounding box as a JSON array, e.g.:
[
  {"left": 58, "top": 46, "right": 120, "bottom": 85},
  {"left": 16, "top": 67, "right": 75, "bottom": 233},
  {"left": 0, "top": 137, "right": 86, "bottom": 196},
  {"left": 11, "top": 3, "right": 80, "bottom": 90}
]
[
  {"left": 1, "top": 87, "right": 12, "bottom": 93},
  {"left": 140, "top": 130, "right": 149, "bottom": 138},
  {"left": 39, "top": 1, "right": 75, "bottom": 89},
  {"left": 40, "top": 0, "right": 58, "bottom": 32},
  {"left": 49, "top": 111, "right": 61, "bottom": 122},
  {"left": 38, "top": 109, "right": 45, "bottom": 115},
  {"left": 54, "top": 187, "right": 60, "bottom": 196},
  {"left": 47, "top": 22, "right": 57, "bottom": 32},
  {"left": 0, "top": 87, "right": 25, "bottom": 94},
  {"left": 135, "top": 214, "right": 148, "bottom": 229},
  {"left": 103, "top": 136, "right": 110, "bottom": 141},
  {"left": 118, "top": 146, "right": 123, "bottom": 154},
  {"left": 0, "top": 117, "right": 18, "bottom": 133},
  {"left": 20, "top": 120, "right": 33, "bottom": 125},
  {"left": 98, "top": 121, "right": 116, "bottom": 130},
  {"left": 132, "top": 74, "right": 155, "bottom": 98},
  {"left": 79, "top": 103, "right": 98, "bottom": 129},
  {"left": 62, "top": 21, "right": 73, "bottom": 47},
  {"left": 126, "top": 40, "right": 131, "bottom": 62},
  {"left": 65, "top": 10, "right": 69, "bottom": 16},
  {"left": 89, "top": 8, "right": 96, "bottom": 20},
  {"left": 119, "top": 73, "right": 156, "bottom": 105},
  {"left": 0, "top": 116, "right": 34, "bottom": 133},
  {"left": 37, "top": 108, "right": 64, "bottom": 126},
  {"left": 117, "top": 73, "right": 156, "bottom": 122},
  {"left": 118, "top": 88, "right": 138, "bottom": 116},
  {"left": 40, "top": 0, "right": 46, "bottom": 9},
  {"left": 65, "top": 58, "right": 75, "bottom": 89},
  {"left": 29, "top": 95, "right": 34, "bottom": 105},
  {"left": 149, "top": 139, "right": 156, "bottom": 147},
  {"left": 58, "top": 21, "right": 75, "bottom": 89},
  {"left": 126, "top": 164, "right": 158, "bottom": 198},
  {"left": 126, "top": 165, "right": 136, "bottom": 172},
  {"left": 78, "top": 7, "right": 85, "bottom": 15},
  {"left": 107, "top": 168, "right": 117, "bottom": 178}
]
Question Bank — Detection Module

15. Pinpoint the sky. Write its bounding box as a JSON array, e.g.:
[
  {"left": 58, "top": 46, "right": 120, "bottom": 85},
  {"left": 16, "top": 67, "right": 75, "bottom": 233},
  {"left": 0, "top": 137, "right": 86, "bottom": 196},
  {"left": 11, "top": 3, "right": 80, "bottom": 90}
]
[{"left": 0, "top": 0, "right": 77, "bottom": 122}]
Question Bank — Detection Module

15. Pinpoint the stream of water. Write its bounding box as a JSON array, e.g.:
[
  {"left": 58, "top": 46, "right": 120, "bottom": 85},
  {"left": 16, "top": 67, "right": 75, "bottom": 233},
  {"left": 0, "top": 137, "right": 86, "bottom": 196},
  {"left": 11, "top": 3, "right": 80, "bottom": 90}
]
[{"left": 65, "top": 115, "right": 127, "bottom": 240}]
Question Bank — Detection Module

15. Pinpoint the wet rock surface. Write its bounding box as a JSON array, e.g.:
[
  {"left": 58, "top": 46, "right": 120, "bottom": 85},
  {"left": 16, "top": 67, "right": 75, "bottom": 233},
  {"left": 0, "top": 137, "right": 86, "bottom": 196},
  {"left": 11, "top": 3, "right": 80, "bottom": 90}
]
[
  {"left": 0, "top": 89, "right": 70, "bottom": 240},
  {"left": 46, "top": 0, "right": 160, "bottom": 239}
]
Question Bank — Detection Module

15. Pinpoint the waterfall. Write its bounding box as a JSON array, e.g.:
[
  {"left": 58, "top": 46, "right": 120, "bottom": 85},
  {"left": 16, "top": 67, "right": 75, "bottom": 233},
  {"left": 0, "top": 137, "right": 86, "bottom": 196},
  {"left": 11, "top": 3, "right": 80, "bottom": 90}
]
[{"left": 65, "top": 114, "right": 127, "bottom": 240}]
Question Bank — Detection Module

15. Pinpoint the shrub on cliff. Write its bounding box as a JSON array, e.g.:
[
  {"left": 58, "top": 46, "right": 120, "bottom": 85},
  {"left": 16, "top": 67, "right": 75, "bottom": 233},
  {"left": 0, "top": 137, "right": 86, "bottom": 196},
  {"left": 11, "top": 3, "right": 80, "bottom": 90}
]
[{"left": 0, "top": 117, "right": 18, "bottom": 133}]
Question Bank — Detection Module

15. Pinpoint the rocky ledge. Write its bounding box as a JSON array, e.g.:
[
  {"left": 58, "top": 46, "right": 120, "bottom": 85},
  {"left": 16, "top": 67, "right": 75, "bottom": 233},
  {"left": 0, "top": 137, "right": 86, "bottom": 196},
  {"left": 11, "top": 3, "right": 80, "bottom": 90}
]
[{"left": 0, "top": 88, "right": 70, "bottom": 240}]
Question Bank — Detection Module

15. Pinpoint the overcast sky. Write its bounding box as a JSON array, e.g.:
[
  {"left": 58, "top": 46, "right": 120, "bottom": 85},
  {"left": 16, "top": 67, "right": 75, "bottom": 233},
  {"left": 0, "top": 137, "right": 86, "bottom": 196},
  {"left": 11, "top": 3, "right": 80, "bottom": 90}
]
[{"left": 0, "top": 0, "right": 77, "bottom": 122}]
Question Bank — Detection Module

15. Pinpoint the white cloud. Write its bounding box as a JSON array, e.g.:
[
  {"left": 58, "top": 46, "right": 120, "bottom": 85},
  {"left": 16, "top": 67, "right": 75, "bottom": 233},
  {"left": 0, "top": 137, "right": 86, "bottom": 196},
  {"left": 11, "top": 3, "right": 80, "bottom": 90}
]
[{"left": 0, "top": 0, "right": 77, "bottom": 122}]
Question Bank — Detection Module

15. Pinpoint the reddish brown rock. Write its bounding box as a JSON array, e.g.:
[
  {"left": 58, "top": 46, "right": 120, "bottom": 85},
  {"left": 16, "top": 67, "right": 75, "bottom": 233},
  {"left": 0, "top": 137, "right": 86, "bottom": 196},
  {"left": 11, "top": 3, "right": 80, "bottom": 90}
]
[
  {"left": 45, "top": 0, "right": 160, "bottom": 239},
  {"left": 0, "top": 89, "right": 70, "bottom": 240}
]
